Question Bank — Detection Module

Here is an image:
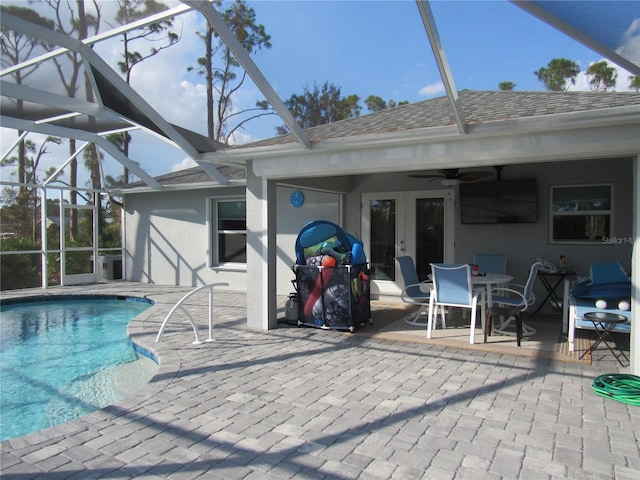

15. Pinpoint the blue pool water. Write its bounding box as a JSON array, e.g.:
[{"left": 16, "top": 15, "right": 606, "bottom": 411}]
[{"left": 0, "top": 296, "right": 156, "bottom": 441}]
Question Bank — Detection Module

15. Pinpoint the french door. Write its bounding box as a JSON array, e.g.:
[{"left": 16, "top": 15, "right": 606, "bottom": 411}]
[{"left": 361, "top": 190, "right": 454, "bottom": 296}]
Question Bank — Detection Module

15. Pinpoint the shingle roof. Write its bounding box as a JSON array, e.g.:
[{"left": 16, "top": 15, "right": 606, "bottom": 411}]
[
  {"left": 123, "top": 164, "right": 245, "bottom": 189},
  {"left": 123, "top": 90, "right": 640, "bottom": 190},
  {"left": 234, "top": 90, "right": 640, "bottom": 149}
]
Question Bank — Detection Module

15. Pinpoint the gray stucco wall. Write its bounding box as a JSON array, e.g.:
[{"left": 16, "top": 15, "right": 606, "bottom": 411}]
[
  {"left": 123, "top": 184, "right": 341, "bottom": 295},
  {"left": 123, "top": 186, "right": 247, "bottom": 290},
  {"left": 123, "top": 156, "right": 634, "bottom": 313},
  {"left": 341, "top": 156, "right": 634, "bottom": 312}
]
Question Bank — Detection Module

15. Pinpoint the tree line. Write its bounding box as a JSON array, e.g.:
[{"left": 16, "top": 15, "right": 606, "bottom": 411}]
[
  {"left": 0, "top": 1, "right": 407, "bottom": 247},
  {"left": 500, "top": 57, "right": 640, "bottom": 91},
  {"left": 2, "top": 0, "right": 639, "bottom": 250}
]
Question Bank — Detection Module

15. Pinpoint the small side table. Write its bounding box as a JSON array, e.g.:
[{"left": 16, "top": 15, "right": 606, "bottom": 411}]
[
  {"left": 580, "top": 312, "right": 629, "bottom": 365},
  {"left": 531, "top": 270, "right": 575, "bottom": 317}
]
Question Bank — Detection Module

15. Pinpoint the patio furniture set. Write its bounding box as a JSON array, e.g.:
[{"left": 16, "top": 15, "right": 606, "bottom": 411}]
[
  {"left": 396, "top": 254, "right": 540, "bottom": 346},
  {"left": 397, "top": 255, "right": 631, "bottom": 365}
]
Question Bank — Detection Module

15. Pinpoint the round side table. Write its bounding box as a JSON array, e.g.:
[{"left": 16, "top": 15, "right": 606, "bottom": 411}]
[{"left": 580, "top": 312, "right": 629, "bottom": 365}]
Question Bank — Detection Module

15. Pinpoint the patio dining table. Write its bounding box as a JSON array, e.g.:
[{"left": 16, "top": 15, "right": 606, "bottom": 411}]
[
  {"left": 474, "top": 272, "right": 537, "bottom": 337},
  {"left": 470, "top": 272, "right": 513, "bottom": 307},
  {"left": 471, "top": 273, "right": 516, "bottom": 336}
]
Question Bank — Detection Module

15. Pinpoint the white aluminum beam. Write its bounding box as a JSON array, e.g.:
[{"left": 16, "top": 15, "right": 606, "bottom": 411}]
[
  {"left": 416, "top": 0, "right": 467, "bottom": 134},
  {"left": 1, "top": 4, "right": 192, "bottom": 78},
  {"left": 2, "top": 12, "right": 219, "bottom": 158},
  {"left": 182, "top": 0, "right": 312, "bottom": 149},
  {"left": 1, "top": 81, "right": 117, "bottom": 123},
  {"left": 195, "top": 161, "right": 230, "bottom": 185},
  {"left": 1, "top": 130, "right": 28, "bottom": 162},
  {"left": 1, "top": 115, "right": 162, "bottom": 190},
  {"left": 2, "top": 11, "right": 230, "bottom": 185},
  {"left": 93, "top": 137, "right": 163, "bottom": 191},
  {"left": 3, "top": 82, "right": 229, "bottom": 184},
  {"left": 43, "top": 143, "right": 90, "bottom": 187}
]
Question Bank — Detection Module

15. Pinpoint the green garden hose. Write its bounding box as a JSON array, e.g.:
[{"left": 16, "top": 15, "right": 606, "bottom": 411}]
[{"left": 592, "top": 374, "right": 640, "bottom": 406}]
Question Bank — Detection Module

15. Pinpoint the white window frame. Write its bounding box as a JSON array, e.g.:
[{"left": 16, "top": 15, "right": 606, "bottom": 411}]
[
  {"left": 549, "top": 184, "right": 613, "bottom": 244},
  {"left": 208, "top": 196, "right": 247, "bottom": 269}
]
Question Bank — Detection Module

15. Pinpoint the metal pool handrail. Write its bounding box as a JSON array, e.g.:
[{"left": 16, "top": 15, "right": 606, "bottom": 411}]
[{"left": 155, "top": 283, "right": 228, "bottom": 344}]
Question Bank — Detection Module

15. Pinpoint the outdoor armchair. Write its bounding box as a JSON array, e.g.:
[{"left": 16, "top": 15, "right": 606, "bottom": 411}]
[
  {"left": 428, "top": 263, "right": 485, "bottom": 344},
  {"left": 488, "top": 261, "right": 542, "bottom": 337},
  {"left": 395, "top": 256, "right": 433, "bottom": 327},
  {"left": 474, "top": 253, "right": 507, "bottom": 275}
]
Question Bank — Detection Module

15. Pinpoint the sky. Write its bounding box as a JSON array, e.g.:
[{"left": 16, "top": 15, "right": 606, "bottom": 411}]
[{"left": 1, "top": 0, "right": 638, "bottom": 189}]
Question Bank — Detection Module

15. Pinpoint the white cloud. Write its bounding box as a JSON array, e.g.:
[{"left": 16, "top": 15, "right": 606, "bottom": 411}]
[
  {"left": 228, "top": 130, "right": 257, "bottom": 146},
  {"left": 171, "top": 157, "right": 197, "bottom": 172},
  {"left": 123, "top": 11, "right": 208, "bottom": 134},
  {"left": 419, "top": 82, "right": 445, "bottom": 97},
  {"left": 569, "top": 60, "right": 636, "bottom": 92},
  {"left": 618, "top": 18, "right": 640, "bottom": 67}
]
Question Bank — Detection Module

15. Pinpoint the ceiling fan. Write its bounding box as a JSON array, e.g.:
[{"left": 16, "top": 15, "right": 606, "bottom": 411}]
[{"left": 408, "top": 168, "right": 495, "bottom": 184}]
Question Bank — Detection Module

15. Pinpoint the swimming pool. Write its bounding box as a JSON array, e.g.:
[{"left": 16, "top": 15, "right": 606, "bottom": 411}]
[{"left": 0, "top": 296, "right": 156, "bottom": 441}]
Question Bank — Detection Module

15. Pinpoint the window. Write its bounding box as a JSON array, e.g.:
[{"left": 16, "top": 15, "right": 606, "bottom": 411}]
[
  {"left": 211, "top": 198, "right": 246, "bottom": 265},
  {"left": 549, "top": 184, "right": 612, "bottom": 244}
]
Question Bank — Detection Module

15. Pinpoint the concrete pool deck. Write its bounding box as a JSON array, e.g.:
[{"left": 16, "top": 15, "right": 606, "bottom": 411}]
[{"left": 1, "top": 282, "right": 638, "bottom": 479}]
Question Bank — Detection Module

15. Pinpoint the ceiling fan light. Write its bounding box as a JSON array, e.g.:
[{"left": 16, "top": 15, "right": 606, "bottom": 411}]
[{"left": 441, "top": 178, "right": 460, "bottom": 186}]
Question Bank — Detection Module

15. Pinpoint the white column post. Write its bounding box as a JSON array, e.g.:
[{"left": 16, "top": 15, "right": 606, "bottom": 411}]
[{"left": 246, "top": 160, "right": 278, "bottom": 330}]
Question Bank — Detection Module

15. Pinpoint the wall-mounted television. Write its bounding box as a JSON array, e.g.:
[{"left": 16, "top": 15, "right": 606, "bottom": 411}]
[{"left": 459, "top": 179, "right": 537, "bottom": 224}]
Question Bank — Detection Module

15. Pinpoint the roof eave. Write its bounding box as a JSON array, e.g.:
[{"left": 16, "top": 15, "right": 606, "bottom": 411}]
[
  {"left": 116, "top": 179, "right": 246, "bottom": 195},
  {"left": 198, "top": 105, "right": 640, "bottom": 165}
]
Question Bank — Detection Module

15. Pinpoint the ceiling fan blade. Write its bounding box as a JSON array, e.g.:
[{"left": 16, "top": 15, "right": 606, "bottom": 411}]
[
  {"left": 458, "top": 170, "right": 495, "bottom": 182},
  {"left": 409, "top": 168, "right": 495, "bottom": 182},
  {"left": 440, "top": 168, "right": 459, "bottom": 179}
]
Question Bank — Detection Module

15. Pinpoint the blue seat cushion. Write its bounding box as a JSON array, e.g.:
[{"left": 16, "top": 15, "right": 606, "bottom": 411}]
[
  {"left": 572, "top": 280, "right": 631, "bottom": 300},
  {"left": 590, "top": 261, "right": 628, "bottom": 285}
]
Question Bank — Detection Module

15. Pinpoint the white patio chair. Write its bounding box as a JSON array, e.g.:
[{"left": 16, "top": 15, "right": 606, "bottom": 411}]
[{"left": 489, "top": 261, "right": 542, "bottom": 337}]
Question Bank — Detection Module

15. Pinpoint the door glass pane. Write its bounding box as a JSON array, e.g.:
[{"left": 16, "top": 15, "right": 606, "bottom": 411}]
[
  {"left": 64, "top": 207, "right": 93, "bottom": 248},
  {"left": 65, "top": 250, "right": 93, "bottom": 275},
  {"left": 415, "top": 198, "right": 444, "bottom": 280},
  {"left": 47, "top": 253, "right": 60, "bottom": 286},
  {"left": 370, "top": 199, "right": 396, "bottom": 281}
]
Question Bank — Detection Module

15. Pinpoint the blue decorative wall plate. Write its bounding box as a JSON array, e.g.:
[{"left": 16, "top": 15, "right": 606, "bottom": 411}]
[{"left": 290, "top": 190, "right": 304, "bottom": 207}]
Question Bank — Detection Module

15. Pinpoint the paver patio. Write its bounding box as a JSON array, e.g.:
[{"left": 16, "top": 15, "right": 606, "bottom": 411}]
[{"left": 1, "top": 283, "right": 637, "bottom": 479}]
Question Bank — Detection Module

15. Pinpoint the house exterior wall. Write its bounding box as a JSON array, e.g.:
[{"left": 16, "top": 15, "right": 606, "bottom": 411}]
[
  {"left": 275, "top": 186, "right": 341, "bottom": 295},
  {"left": 337, "top": 157, "right": 634, "bottom": 312},
  {"left": 454, "top": 157, "right": 634, "bottom": 314},
  {"left": 123, "top": 184, "right": 341, "bottom": 295},
  {"left": 455, "top": 158, "right": 633, "bottom": 280},
  {"left": 123, "top": 186, "right": 247, "bottom": 290},
  {"left": 124, "top": 157, "right": 633, "bottom": 305}
]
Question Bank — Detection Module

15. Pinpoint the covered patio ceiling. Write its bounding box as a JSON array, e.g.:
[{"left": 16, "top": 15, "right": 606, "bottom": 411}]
[{"left": 1, "top": 1, "right": 639, "bottom": 191}]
